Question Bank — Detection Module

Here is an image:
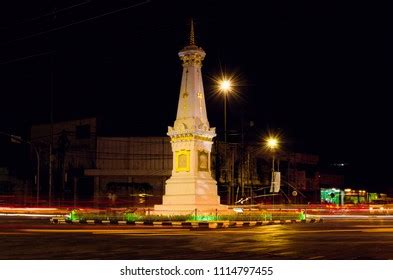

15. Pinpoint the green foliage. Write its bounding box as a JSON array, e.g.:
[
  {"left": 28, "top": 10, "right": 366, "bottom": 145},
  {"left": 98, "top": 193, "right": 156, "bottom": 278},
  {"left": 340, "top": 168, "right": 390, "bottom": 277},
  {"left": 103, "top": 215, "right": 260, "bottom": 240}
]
[
  {"left": 123, "top": 212, "right": 142, "bottom": 222},
  {"left": 298, "top": 211, "right": 306, "bottom": 221},
  {"left": 189, "top": 215, "right": 217, "bottom": 221},
  {"left": 217, "top": 213, "right": 272, "bottom": 221},
  {"left": 271, "top": 212, "right": 301, "bottom": 220},
  {"left": 64, "top": 210, "right": 302, "bottom": 222},
  {"left": 138, "top": 215, "right": 194, "bottom": 222},
  {"left": 68, "top": 209, "right": 79, "bottom": 221},
  {"left": 169, "top": 215, "right": 192, "bottom": 221}
]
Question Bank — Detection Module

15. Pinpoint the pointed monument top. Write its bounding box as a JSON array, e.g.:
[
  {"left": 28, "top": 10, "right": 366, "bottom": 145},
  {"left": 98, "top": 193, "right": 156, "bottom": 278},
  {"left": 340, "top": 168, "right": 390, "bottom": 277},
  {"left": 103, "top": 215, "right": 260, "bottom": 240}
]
[
  {"left": 179, "top": 18, "right": 205, "bottom": 62},
  {"left": 189, "top": 18, "right": 195, "bottom": 46}
]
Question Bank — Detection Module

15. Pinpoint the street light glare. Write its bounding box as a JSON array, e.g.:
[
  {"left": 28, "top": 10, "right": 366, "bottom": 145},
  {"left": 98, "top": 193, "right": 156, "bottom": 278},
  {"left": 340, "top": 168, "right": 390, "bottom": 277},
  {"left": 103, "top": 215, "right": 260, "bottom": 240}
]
[
  {"left": 219, "top": 79, "right": 232, "bottom": 92},
  {"left": 210, "top": 73, "right": 243, "bottom": 101},
  {"left": 266, "top": 137, "right": 279, "bottom": 150}
]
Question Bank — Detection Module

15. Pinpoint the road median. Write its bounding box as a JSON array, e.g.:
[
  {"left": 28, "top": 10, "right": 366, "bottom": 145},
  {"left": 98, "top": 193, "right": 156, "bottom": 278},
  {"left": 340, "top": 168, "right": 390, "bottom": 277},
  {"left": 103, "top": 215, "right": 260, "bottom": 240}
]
[{"left": 50, "top": 217, "right": 323, "bottom": 228}]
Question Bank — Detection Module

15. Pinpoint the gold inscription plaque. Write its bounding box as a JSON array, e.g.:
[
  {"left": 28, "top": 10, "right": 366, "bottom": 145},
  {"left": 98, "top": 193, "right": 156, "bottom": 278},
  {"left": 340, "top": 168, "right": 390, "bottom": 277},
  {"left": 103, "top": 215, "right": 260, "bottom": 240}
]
[{"left": 175, "top": 150, "right": 190, "bottom": 172}]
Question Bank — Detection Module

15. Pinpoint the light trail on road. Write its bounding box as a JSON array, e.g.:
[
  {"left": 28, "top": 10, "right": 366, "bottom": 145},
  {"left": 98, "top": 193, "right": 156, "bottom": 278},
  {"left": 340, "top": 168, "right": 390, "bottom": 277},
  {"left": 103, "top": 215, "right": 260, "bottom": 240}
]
[{"left": 2, "top": 217, "right": 393, "bottom": 259}]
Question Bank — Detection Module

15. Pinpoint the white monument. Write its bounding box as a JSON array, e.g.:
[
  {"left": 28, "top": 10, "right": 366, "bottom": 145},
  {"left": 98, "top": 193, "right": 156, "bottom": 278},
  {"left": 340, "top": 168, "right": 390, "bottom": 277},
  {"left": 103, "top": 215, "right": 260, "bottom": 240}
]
[{"left": 154, "top": 21, "right": 228, "bottom": 215}]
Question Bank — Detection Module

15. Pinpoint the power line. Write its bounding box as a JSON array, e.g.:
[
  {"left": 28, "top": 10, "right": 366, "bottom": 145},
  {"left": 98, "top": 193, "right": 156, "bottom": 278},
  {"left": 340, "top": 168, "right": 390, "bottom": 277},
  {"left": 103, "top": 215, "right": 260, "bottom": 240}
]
[
  {"left": 1, "top": 0, "right": 151, "bottom": 46},
  {"left": 0, "top": 50, "right": 54, "bottom": 65},
  {"left": 1, "top": 0, "right": 92, "bottom": 28}
]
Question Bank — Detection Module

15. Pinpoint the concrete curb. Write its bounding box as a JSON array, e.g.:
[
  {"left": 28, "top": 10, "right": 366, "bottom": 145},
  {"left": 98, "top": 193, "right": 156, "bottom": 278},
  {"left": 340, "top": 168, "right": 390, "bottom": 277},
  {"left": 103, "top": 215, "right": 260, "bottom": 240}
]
[{"left": 50, "top": 218, "right": 323, "bottom": 228}]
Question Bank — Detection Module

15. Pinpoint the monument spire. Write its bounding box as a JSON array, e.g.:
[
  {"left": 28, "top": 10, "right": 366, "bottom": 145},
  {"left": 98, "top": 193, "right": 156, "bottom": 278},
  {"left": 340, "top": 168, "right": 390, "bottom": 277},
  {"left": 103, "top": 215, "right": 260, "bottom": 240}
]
[
  {"left": 174, "top": 19, "right": 209, "bottom": 131},
  {"left": 189, "top": 18, "right": 195, "bottom": 45}
]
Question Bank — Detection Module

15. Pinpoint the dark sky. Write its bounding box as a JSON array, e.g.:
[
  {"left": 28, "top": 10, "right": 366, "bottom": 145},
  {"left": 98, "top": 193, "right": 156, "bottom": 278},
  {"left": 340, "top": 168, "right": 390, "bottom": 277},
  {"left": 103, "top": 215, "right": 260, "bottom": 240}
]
[{"left": 0, "top": 0, "right": 392, "bottom": 190}]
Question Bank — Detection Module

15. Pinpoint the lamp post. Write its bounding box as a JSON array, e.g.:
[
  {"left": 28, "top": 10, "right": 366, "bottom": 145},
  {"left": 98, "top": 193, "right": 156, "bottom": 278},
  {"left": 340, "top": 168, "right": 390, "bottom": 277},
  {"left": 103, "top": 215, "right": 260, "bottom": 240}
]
[
  {"left": 219, "top": 79, "right": 232, "bottom": 204},
  {"left": 266, "top": 137, "right": 278, "bottom": 173},
  {"left": 265, "top": 136, "right": 280, "bottom": 210},
  {"left": 219, "top": 79, "right": 231, "bottom": 144},
  {"left": 30, "top": 143, "right": 40, "bottom": 206}
]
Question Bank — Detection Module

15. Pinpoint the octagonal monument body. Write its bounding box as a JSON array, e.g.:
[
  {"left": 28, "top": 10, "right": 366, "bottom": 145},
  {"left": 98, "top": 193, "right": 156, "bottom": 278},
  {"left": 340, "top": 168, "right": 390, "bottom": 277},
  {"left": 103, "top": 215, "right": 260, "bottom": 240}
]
[{"left": 154, "top": 22, "right": 228, "bottom": 215}]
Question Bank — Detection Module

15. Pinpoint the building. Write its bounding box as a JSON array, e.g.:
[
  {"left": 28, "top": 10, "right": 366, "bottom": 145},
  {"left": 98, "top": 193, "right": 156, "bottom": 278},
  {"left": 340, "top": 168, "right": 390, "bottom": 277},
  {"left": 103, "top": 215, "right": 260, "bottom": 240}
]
[
  {"left": 30, "top": 116, "right": 347, "bottom": 207},
  {"left": 85, "top": 137, "right": 172, "bottom": 207},
  {"left": 30, "top": 118, "right": 97, "bottom": 205}
]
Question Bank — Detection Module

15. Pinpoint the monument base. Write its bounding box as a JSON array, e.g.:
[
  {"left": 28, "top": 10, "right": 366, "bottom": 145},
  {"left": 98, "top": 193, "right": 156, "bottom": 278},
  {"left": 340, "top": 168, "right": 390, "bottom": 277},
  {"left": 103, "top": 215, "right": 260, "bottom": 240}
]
[
  {"left": 153, "top": 174, "right": 229, "bottom": 215},
  {"left": 153, "top": 203, "right": 229, "bottom": 216}
]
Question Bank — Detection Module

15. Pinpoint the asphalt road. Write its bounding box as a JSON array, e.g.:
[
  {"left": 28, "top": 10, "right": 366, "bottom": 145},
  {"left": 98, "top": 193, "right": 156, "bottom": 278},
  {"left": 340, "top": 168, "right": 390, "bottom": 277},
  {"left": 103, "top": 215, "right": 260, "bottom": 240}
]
[{"left": 1, "top": 216, "right": 393, "bottom": 259}]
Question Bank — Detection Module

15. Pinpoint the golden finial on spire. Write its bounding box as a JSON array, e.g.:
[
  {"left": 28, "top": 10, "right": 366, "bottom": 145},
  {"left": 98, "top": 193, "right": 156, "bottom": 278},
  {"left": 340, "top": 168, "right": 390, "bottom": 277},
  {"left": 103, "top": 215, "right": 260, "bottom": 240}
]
[
  {"left": 189, "top": 18, "right": 195, "bottom": 45},
  {"left": 179, "top": 18, "right": 205, "bottom": 65}
]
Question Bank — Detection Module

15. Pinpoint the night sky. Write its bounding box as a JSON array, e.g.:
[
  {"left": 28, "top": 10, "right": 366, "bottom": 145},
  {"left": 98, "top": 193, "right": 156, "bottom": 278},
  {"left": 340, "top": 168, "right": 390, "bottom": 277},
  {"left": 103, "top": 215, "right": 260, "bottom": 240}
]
[{"left": 0, "top": 0, "right": 392, "bottom": 190}]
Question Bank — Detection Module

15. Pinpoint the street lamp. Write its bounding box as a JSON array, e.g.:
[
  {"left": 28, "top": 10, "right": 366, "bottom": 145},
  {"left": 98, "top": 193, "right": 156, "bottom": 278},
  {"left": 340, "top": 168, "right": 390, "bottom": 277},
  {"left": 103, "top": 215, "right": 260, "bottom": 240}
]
[
  {"left": 264, "top": 135, "right": 280, "bottom": 193},
  {"left": 218, "top": 78, "right": 232, "bottom": 204},
  {"left": 266, "top": 137, "right": 278, "bottom": 151},
  {"left": 220, "top": 80, "right": 231, "bottom": 93},
  {"left": 218, "top": 79, "right": 232, "bottom": 145},
  {"left": 264, "top": 135, "right": 281, "bottom": 213}
]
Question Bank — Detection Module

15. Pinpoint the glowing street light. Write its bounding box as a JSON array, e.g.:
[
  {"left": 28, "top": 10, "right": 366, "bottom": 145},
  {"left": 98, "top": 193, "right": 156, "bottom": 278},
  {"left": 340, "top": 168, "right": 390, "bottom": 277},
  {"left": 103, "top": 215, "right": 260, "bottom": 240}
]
[
  {"left": 219, "top": 79, "right": 232, "bottom": 93},
  {"left": 266, "top": 137, "right": 279, "bottom": 150},
  {"left": 218, "top": 79, "right": 233, "bottom": 145},
  {"left": 218, "top": 78, "right": 233, "bottom": 145},
  {"left": 264, "top": 135, "right": 281, "bottom": 195},
  {"left": 217, "top": 78, "right": 233, "bottom": 204}
]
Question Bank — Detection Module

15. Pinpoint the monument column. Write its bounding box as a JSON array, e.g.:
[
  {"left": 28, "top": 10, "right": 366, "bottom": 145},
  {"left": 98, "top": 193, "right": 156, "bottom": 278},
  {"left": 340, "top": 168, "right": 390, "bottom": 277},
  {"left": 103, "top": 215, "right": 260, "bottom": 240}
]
[{"left": 154, "top": 20, "right": 228, "bottom": 214}]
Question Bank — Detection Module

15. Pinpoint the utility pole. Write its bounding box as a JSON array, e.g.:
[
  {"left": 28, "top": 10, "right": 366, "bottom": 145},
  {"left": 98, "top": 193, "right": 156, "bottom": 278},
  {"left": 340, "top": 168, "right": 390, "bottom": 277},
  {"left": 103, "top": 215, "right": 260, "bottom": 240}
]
[
  {"left": 34, "top": 146, "right": 40, "bottom": 206},
  {"left": 73, "top": 176, "right": 77, "bottom": 208},
  {"left": 49, "top": 55, "right": 54, "bottom": 206},
  {"left": 49, "top": 2, "right": 57, "bottom": 206},
  {"left": 218, "top": 79, "right": 232, "bottom": 205},
  {"left": 241, "top": 118, "right": 244, "bottom": 198},
  {"left": 247, "top": 151, "right": 251, "bottom": 204},
  {"left": 224, "top": 93, "right": 229, "bottom": 204},
  {"left": 231, "top": 146, "right": 235, "bottom": 204}
]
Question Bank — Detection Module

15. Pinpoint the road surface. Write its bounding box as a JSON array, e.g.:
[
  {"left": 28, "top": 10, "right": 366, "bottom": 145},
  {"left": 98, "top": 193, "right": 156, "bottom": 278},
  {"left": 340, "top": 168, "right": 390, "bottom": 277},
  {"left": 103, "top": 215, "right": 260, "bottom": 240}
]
[{"left": 0, "top": 216, "right": 393, "bottom": 259}]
